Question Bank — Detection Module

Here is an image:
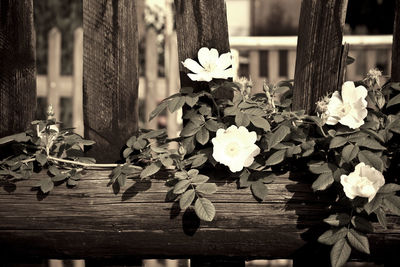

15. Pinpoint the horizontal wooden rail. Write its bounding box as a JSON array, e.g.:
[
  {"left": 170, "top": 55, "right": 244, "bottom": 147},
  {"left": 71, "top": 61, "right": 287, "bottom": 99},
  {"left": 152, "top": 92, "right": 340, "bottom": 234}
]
[
  {"left": 229, "top": 35, "right": 393, "bottom": 50},
  {"left": 0, "top": 171, "right": 399, "bottom": 262}
]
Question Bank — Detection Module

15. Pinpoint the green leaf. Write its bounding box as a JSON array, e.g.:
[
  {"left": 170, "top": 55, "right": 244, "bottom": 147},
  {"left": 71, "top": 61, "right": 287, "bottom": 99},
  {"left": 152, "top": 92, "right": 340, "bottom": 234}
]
[
  {"left": 309, "top": 163, "right": 333, "bottom": 174},
  {"left": 235, "top": 112, "right": 250, "bottom": 127},
  {"left": 355, "top": 138, "right": 386, "bottom": 150},
  {"left": 188, "top": 169, "right": 199, "bottom": 177},
  {"left": 347, "top": 229, "right": 370, "bottom": 254},
  {"left": 160, "top": 156, "right": 174, "bottom": 167},
  {"left": 194, "top": 197, "right": 216, "bottom": 221},
  {"left": 205, "top": 119, "right": 220, "bottom": 132},
  {"left": 249, "top": 116, "right": 271, "bottom": 131},
  {"left": 358, "top": 150, "right": 384, "bottom": 172},
  {"left": 387, "top": 93, "right": 400, "bottom": 108},
  {"left": 52, "top": 173, "right": 69, "bottom": 182},
  {"left": 383, "top": 195, "right": 400, "bottom": 216},
  {"left": 173, "top": 180, "right": 191, "bottom": 194},
  {"left": 140, "top": 161, "right": 162, "bottom": 179},
  {"left": 351, "top": 216, "right": 374, "bottom": 233},
  {"left": 191, "top": 174, "right": 209, "bottom": 184},
  {"left": 329, "top": 136, "right": 347, "bottom": 149},
  {"left": 175, "top": 171, "right": 188, "bottom": 180},
  {"left": 133, "top": 139, "right": 147, "bottom": 150},
  {"left": 330, "top": 238, "right": 351, "bottom": 267},
  {"left": 191, "top": 154, "right": 208, "bottom": 168},
  {"left": 318, "top": 227, "right": 348, "bottom": 245},
  {"left": 149, "top": 101, "right": 168, "bottom": 121},
  {"left": 375, "top": 208, "right": 387, "bottom": 229},
  {"left": 126, "top": 136, "right": 137, "bottom": 147},
  {"left": 67, "top": 178, "right": 78, "bottom": 186},
  {"left": 323, "top": 213, "right": 350, "bottom": 227},
  {"left": 268, "top": 125, "right": 290, "bottom": 150},
  {"left": 243, "top": 108, "right": 265, "bottom": 116},
  {"left": 378, "top": 183, "right": 400, "bottom": 193},
  {"left": 179, "top": 189, "right": 195, "bottom": 210},
  {"left": 341, "top": 144, "right": 359, "bottom": 162},
  {"left": 185, "top": 95, "right": 199, "bottom": 107},
  {"left": 117, "top": 174, "right": 127, "bottom": 187},
  {"left": 0, "top": 132, "right": 29, "bottom": 144},
  {"left": 168, "top": 96, "right": 186, "bottom": 113},
  {"left": 49, "top": 165, "right": 61, "bottom": 176},
  {"left": 251, "top": 180, "right": 268, "bottom": 201},
  {"left": 364, "top": 194, "right": 383, "bottom": 214},
  {"left": 123, "top": 147, "right": 133, "bottom": 158},
  {"left": 265, "top": 150, "right": 286, "bottom": 166},
  {"left": 312, "top": 172, "right": 334, "bottom": 191},
  {"left": 196, "top": 183, "right": 217, "bottom": 194},
  {"left": 196, "top": 127, "right": 209, "bottom": 145},
  {"left": 239, "top": 170, "right": 251, "bottom": 188},
  {"left": 40, "top": 177, "right": 54, "bottom": 193},
  {"left": 180, "top": 122, "right": 202, "bottom": 137},
  {"left": 36, "top": 154, "right": 47, "bottom": 166}
]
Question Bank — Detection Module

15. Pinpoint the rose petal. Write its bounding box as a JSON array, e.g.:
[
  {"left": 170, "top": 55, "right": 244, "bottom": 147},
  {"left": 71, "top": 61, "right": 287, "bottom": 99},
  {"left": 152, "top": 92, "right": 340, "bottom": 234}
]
[
  {"left": 216, "top": 52, "right": 232, "bottom": 70},
  {"left": 182, "top": 58, "right": 204, "bottom": 74}
]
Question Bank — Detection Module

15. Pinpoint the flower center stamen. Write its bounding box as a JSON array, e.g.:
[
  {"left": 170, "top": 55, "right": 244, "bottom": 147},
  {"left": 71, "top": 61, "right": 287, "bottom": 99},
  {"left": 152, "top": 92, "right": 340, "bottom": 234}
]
[{"left": 225, "top": 142, "right": 240, "bottom": 157}]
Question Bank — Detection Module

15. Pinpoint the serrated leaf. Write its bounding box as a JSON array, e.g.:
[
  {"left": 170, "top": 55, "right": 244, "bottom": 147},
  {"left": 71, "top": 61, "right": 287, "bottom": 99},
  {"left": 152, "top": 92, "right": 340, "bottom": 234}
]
[
  {"left": 323, "top": 213, "right": 350, "bottom": 227},
  {"left": 235, "top": 112, "right": 250, "bottom": 127},
  {"left": 341, "top": 144, "right": 359, "bottom": 162},
  {"left": 196, "top": 183, "right": 217, "bottom": 194},
  {"left": 180, "top": 122, "right": 202, "bottom": 137},
  {"left": 0, "top": 132, "right": 29, "bottom": 144},
  {"left": 251, "top": 180, "right": 268, "bottom": 201},
  {"left": 318, "top": 227, "right": 348, "bottom": 245},
  {"left": 265, "top": 149, "right": 286, "bottom": 166},
  {"left": 355, "top": 138, "right": 386, "bottom": 150},
  {"left": 40, "top": 178, "right": 54, "bottom": 193},
  {"left": 36, "top": 154, "right": 47, "bottom": 166},
  {"left": 243, "top": 108, "right": 265, "bottom": 116},
  {"left": 160, "top": 156, "right": 174, "bottom": 167},
  {"left": 191, "top": 174, "right": 209, "bottom": 184},
  {"left": 268, "top": 125, "right": 290, "bottom": 150},
  {"left": 378, "top": 183, "right": 400, "bottom": 193},
  {"left": 67, "top": 178, "right": 78, "bottom": 186},
  {"left": 330, "top": 238, "right": 351, "bottom": 267},
  {"left": 179, "top": 189, "right": 195, "bottom": 209},
  {"left": 194, "top": 197, "right": 216, "bottom": 221},
  {"left": 375, "top": 208, "right": 387, "bottom": 229},
  {"left": 387, "top": 93, "right": 400, "bottom": 108},
  {"left": 133, "top": 139, "right": 147, "bottom": 150},
  {"left": 312, "top": 172, "right": 334, "bottom": 191},
  {"left": 358, "top": 150, "right": 384, "bottom": 172},
  {"left": 126, "top": 136, "right": 137, "bottom": 147},
  {"left": 140, "top": 161, "right": 162, "bottom": 179},
  {"left": 191, "top": 154, "right": 208, "bottom": 168},
  {"left": 196, "top": 127, "right": 209, "bottom": 145},
  {"left": 347, "top": 229, "right": 370, "bottom": 254},
  {"left": 49, "top": 165, "right": 60, "bottom": 176},
  {"left": 168, "top": 96, "right": 186, "bottom": 113},
  {"left": 175, "top": 171, "right": 188, "bottom": 180},
  {"left": 173, "top": 180, "right": 191, "bottom": 194},
  {"left": 239, "top": 170, "right": 251, "bottom": 188},
  {"left": 364, "top": 194, "right": 382, "bottom": 214},
  {"left": 149, "top": 101, "right": 168, "bottom": 121},
  {"left": 117, "top": 174, "right": 127, "bottom": 187},
  {"left": 185, "top": 95, "right": 199, "bottom": 107},
  {"left": 329, "top": 136, "right": 347, "bottom": 149},
  {"left": 188, "top": 169, "right": 199, "bottom": 177},
  {"left": 250, "top": 116, "right": 271, "bottom": 131},
  {"left": 383, "top": 195, "right": 400, "bottom": 216},
  {"left": 204, "top": 119, "right": 219, "bottom": 132},
  {"left": 123, "top": 147, "right": 133, "bottom": 158},
  {"left": 52, "top": 173, "right": 69, "bottom": 182},
  {"left": 351, "top": 216, "right": 374, "bottom": 233}
]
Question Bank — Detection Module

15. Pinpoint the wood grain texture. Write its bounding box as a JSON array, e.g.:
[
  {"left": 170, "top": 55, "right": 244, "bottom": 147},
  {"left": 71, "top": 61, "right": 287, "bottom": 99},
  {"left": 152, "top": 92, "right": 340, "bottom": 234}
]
[
  {"left": 174, "top": 0, "right": 230, "bottom": 88},
  {"left": 292, "top": 0, "right": 348, "bottom": 113},
  {"left": 0, "top": 170, "right": 399, "bottom": 262},
  {"left": 392, "top": 0, "right": 400, "bottom": 82},
  {"left": 83, "top": 0, "right": 139, "bottom": 162},
  {"left": 0, "top": 0, "right": 36, "bottom": 137}
]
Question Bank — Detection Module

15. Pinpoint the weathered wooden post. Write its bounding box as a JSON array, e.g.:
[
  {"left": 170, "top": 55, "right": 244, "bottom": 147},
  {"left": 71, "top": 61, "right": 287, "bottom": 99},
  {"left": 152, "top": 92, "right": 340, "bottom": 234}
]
[
  {"left": 174, "top": 1, "right": 243, "bottom": 266},
  {"left": 83, "top": 0, "right": 139, "bottom": 162},
  {"left": 392, "top": 0, "right": 400, "bottom": 82},
  {"left": 293, "top": 0, "right": 348, "bottom": 113},
  {"left": 0, "top": 0, "right": 36, "bottom": 137},
  {"left": 145, "top": 27, "right": 159, "bottom": 130}
]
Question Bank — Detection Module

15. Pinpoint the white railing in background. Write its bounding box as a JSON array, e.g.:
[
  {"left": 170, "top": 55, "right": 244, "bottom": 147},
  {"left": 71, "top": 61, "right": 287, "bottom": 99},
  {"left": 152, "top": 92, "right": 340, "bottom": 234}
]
[{"left": 37, "top": 32, "right": 393, "bottom": 138}]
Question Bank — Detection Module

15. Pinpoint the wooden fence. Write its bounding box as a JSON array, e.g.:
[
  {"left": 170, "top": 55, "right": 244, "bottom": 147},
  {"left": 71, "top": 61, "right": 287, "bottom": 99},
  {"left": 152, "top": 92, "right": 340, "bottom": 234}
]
[
  {"left": 1, "top": 0, "right": 400, "bottom": 266},
  {"left": 36, "top": 29, "right": 392, "bottom": 136}
]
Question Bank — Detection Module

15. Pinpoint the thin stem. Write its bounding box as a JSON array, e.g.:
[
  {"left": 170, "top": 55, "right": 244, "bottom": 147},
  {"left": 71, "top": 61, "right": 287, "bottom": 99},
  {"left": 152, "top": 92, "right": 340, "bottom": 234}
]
[{"left": 47, "top": 156, "right": 141, "bottom": 170}]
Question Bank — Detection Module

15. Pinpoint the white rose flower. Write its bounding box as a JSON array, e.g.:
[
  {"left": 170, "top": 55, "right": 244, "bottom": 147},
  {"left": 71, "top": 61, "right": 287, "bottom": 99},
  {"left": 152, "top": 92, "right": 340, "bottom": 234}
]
[
  {"left": 326, "top": 81, "right": 368, "bottom": 129},
  {"left": 182, "top": 47, "right": 233, "bottom": 82},
  {"left": 211, "top": 125, "right": 260, "bottom": 172},
  {"left": 340, "top": 162, "right": 385, "bottom": 202}
]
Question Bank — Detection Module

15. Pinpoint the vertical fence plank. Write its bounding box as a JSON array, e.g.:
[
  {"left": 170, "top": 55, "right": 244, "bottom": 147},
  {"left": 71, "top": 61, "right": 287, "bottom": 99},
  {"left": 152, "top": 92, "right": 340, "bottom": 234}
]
[
  {"left": 83, "top": 0, "right": 139, "bottom": 162},
  {"left": 231, "top": 49, "right": 240, "bottom": 80},
  {"left": 268, "top": 50, "right": 279, "bottom": 84},
  {"left": 392, "top": 0, "right": 400, "bottom": 81},
  {"left": 0, "top": 0, "right": 36, "bottom": 137},
  {"left": 145, "top": 27, "right": 158, "bottom": 129},
  {"left": 174, "top": 0, "right": 230, "bottom": 89},
  {"left": 73, "top": 27, "right": 84, "bottom": 136},
  {"left": 293, "top": 0, "right": 348, "bottom": 113},
  {"left": 47, "top": 27, "right": 61, "bottom": 120},
  {"left": 365, "top": 49, "right": 377, "bottom": 72},
  {"left": 249, "top": 50, "right": 261, "bottom": 93},
  {"left": 287, "top": 50, "right": 296, "bottom": 79}
]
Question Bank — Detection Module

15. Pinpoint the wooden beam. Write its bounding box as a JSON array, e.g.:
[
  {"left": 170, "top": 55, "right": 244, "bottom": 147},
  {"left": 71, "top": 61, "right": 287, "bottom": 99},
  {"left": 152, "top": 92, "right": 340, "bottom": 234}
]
[
  {"left": 83, "top": 0, "right": 139, "bottom": 162},
  {"left": 392, "top": 0, "right": 400, "bottom": 82},
  {"left": 0, "top": 171, "right": 399, "bottom": 262},
  {"left": 292, "top": 0, "right": 348, "bottom": 113},
  {"left": 0, "top": 0, "right": 36, "bottom": 137}
]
